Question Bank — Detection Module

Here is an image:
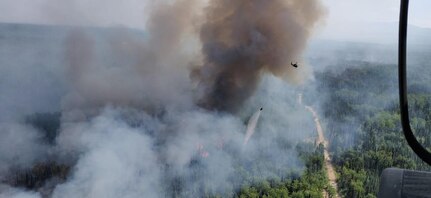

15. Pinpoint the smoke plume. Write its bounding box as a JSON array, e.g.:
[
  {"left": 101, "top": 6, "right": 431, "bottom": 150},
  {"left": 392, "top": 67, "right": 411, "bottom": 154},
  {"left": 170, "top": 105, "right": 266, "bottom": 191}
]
[
  {"left": 61, "top": 0, "right": 200, "bottom": 121},
  {"left": 0, "top": 0, "right": 325, "bottom": 197},
  {"left": 192, "top": 0, "right": 324, "bottom": 112}
]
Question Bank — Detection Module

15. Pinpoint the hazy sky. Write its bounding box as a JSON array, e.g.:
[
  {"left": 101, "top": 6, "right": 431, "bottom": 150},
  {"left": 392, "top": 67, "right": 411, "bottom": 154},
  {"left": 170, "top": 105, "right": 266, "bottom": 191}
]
[
  {"left": 317, "top": 0, "right": 431, "bottom": 42},
  {"left": 0, "top": 0, "right": 151, "bottom": 27},
  {"left": 0, "top": 1, "right": 430, "bottom": 27},
  {"left": 323, "top": 0, "right": 431, "bottom": 27},
  {"left": 0, "top": 0, "right": 430, "bottom": 41}
]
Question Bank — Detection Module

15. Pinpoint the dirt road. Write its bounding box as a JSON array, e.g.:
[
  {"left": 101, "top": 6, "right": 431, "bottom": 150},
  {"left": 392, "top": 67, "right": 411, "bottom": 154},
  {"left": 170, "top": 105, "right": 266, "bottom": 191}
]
[{"left": 299, "top": 94, "right": 340, "bottom": 198}]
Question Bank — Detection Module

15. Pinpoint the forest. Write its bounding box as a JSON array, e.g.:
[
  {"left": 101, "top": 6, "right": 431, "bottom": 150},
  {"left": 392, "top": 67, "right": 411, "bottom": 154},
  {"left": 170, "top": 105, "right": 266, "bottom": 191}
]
[
  {"left": 10, "top": 58, "right": 431, "bottom": 198},
  {"left": 8, "top": 112, "right": 331, "bottom": 198},
  {"left": 3, "top": 21, "right": 431, "bottom": 197},
  {"left": 307, "top": 59, "right": 431, "bottom": 197}
]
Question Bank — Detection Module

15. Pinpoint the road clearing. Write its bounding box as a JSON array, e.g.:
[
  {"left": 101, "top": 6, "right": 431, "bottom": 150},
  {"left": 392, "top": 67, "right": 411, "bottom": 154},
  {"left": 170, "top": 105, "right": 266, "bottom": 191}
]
[{"left": 299, "top": 94, "right": 340, "bottom": 198}]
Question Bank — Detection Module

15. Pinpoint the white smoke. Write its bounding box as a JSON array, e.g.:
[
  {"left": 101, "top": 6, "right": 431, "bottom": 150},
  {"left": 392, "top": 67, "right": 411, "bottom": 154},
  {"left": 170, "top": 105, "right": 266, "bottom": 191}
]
[
  {"left": 52, "top": 108, "right": 162, "bottom": 198},
  {"left": 0, "top": 185, "right": 41, "bottom": 198},
  {"left": 0, "top": 0, "right": 324, "bottom": 197},
  {"left": 0, "top": 124, "right": 48, "bottom": 179}
]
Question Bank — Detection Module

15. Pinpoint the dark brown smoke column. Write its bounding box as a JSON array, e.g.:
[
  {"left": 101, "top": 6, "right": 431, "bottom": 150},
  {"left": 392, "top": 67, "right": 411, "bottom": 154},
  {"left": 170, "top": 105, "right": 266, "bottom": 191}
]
[{"left": 192, "top": 0, "right": 324, "bottom": 113}]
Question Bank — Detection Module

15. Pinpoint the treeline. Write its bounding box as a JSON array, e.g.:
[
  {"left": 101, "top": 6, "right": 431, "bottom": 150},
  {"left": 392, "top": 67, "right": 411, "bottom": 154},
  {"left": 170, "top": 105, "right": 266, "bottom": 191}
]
[
  {"left": 312, "top": 61, "right": 431, "bottom": 197},
  {"left": 165, "top": 142, "right": 332, "bottom": 197},
  {"left": 9, "top": 112, "right": 331, "bottom": 198},
  {"left": 6, "top": 162, "right": 70, "bottom": 197},
  {"left": 238, "top": 143, "right": 334, "bottom": 198}
]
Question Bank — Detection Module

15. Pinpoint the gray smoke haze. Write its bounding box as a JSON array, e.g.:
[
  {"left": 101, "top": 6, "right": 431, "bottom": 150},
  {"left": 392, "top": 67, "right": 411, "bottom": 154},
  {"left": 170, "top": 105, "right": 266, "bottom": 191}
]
[
  {"left": 0, "top": 0, "right": 151, "bottom": 28},
  {"left": 0, "top": 185, "right": 41, "bottom": 198},
  {"left": 61, "top": 0, "right": 201, "bottom": 121},
  {"left": 192, "top": 0, "right": 325, "bottom": 112},
  {"left": 53, "top": 109, "right": 162, "bottom": 198},
  {"left": 0, "top": 124, "right": 48, "bottom": 179},
  {"left": 0, "top": 0, "right": 325, "bottom": 197}
]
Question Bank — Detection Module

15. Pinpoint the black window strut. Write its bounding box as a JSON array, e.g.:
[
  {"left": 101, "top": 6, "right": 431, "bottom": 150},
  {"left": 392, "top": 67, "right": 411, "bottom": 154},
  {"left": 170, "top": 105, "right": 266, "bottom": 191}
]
[{"left": 399, "top": 0, "right": 431, "bottom": 166}]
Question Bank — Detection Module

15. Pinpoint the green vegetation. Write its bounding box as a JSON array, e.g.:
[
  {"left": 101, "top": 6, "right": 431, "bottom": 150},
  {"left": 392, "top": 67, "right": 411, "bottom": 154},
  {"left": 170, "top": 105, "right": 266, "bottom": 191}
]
[
  {"left": 19, "top": 60, "right": 431, "bottom": 198},
  {"left": 311, "top": 62, "right": 431, "bottom": 197},
  {"left": 238, "top": 143, "right": 332, "bottom": 198},
  {"left": 19, "top": 113, "right": 331, "bottom": 198},
  {"left": 163, "top": 142, "right": 332, "bottom": 198}
]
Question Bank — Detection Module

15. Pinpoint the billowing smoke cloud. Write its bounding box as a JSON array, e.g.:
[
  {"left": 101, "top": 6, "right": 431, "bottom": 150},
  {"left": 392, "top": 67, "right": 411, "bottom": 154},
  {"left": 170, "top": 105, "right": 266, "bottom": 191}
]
[
  {"left": 0, "top": 0, "right": 325, "bottom": 197},
  {"left": 52, "top": 109, "right": 162, "bottom": 198},
  {"left": 192, "top": 0, "right": 324, "bottom": 112},
  {"left": 61, "top": 0, "right": 201, "bottom": 121}
]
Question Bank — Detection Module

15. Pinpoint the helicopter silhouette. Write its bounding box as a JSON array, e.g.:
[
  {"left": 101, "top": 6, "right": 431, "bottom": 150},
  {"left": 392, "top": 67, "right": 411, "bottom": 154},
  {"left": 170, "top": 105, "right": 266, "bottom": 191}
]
[{"left": 291, "top": 62, "right": 298, "bottom": 68}]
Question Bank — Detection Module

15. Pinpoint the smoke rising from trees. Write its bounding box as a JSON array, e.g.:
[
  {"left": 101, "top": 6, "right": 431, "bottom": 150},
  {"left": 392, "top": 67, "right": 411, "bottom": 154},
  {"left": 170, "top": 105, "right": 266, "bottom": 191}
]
[
  {"left": 0, "top": 0, "right": 324, "bottom": 197},
  {"left": 193, "top": 0, "right": 324, "bottom": 112}
]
